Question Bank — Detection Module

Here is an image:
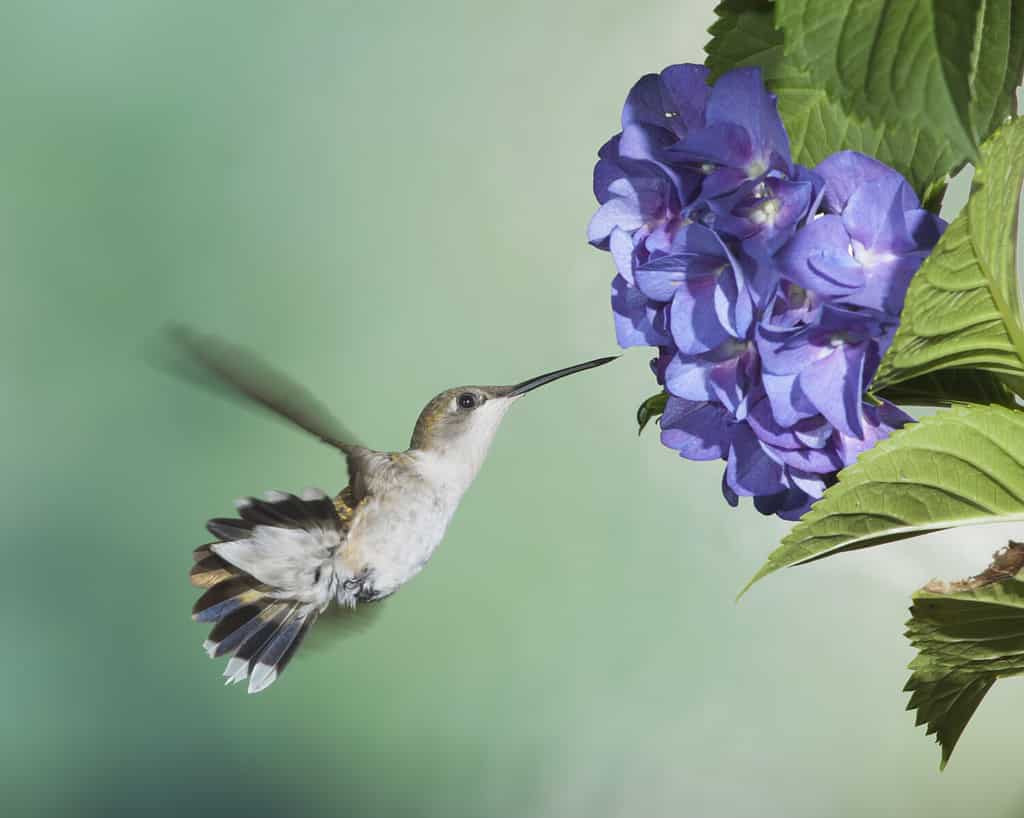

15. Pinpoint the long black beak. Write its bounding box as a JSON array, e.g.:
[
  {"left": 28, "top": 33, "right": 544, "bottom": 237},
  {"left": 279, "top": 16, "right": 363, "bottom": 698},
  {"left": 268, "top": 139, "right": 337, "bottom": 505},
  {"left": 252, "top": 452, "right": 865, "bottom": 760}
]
[{"left": 505, "top": 355, "right": 617, "bottom": 397}]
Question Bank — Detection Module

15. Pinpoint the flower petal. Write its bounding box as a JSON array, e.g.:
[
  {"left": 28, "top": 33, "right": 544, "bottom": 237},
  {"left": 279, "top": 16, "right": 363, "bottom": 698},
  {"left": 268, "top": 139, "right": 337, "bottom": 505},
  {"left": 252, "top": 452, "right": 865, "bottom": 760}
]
[
  {"left": 609, "top": 226, "right": 637, "bottom": 281},
  {"left": 698, "top": 166, "right": 750, "bottom": 200},
  {"left": 588, "top": 196, "right": 643, "bottom": 245},
  {"left": 807, "top": 246, "right": 866, "bottom": 290},
  {"left": 787, "top": 469, "right": 827, "bottom": 499},
  {"left": 668, "top": 222, "right": 726, "bottom": 257},
  {"left": 670, "top": 278, "right": 732, "bottom": 354},
  {"left": 906, "top": 208, "right": 946, "bottom": 247},
  {"left": 664, "top": 352, "right": 715, "bottom": 401},
  {"left": 713, "top": 260, "right": 741, "bottom": 337},
  {"left": 672, "top": 121, "right": 752, "bottom": 169},
  {"left": 708, "top": 354, "right": 746, "bottom": 415},
  {"left": 715, "top": 177, "right": 813, "bottom": 250},
  {"left": 755, "top": 487, "right": 814, "bottom": 520},
  {"left": 794, "top": 164, "right": 826, "bottom": 221},
  {"left": 618, "top": 122, "right": 676, "bottom": 165},
  {"left": 798, "top": 343, "right": 867, "bottom": 437},
  {"left": 721, "top": 472, "right": 739, "bottom": 507},
  {"left": 757, "top": 322, "right": 831, "bottom": 375},
  {"left": 842, "top": 174, "right": 917, "bottom": 254},
  {"left": 622, "top": 74, "right": 670, "bottom": 129},
  {"left": 839, "top": 253, "right": 921, "bottom": 315},
  {"left": 660, "top": 397, "right": 733, "bottom": 460},
  {"left": 704, "top": 67, "right": 791, "bottom": 177},
  {"left": 634, "top": 258, "right": 688, "bottom": 302},
  {"left": 762, "top": 371, "right": 819, "bottom": 426},
  {"left": 747, "top": 396, "right": 831, "bottom": 450},
  {"left": 659, "top": 64, "right": 711, "bottom": 133},
  {"left": 726, "top": 422, "right": 786, "bottom": 496},
  {"left": 635, "top": 223, "right": 727, "bottom": 301},
  {"left": 763, "top": 439, "right": 843, "bottom": 474},
  {"left": 815, "top": 150, "right": 897, "bottom": 213},
  {"left": 736, "top": 241, "right": 781, "bottom": 306},
  {"left": 833, "top": 399, "right": 914, "bottom": 465},
  {"left": 611, "top": 275, "right": 670, "bottom": 348},
  {"left": 764, "top": 178, "right": 813, "bottom": 235},
  {"left": 776, "top": 214, "right": 864, "bottom": 295}
]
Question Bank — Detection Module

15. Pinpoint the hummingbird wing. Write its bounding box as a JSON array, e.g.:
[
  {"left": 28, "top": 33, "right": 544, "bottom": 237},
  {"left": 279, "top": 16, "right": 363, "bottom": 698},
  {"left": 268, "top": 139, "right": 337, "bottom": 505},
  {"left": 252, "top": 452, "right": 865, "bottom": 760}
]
[
  {"left": 161, "top": 324, "right": 363, "bottom": 457},
  {"left": 192, "top": 487, "right": 360, "bottom": 693}
]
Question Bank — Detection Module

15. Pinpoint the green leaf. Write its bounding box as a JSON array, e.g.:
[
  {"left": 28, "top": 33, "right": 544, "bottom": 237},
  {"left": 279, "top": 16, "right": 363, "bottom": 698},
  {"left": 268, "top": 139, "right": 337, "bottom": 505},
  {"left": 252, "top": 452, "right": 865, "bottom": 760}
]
[
  {"left": 967, "top": 0, "right": 1024, "bottom": 144},
  {"left": 874, "top": 369, "right": 1015, "bottom": 409},
  {"left": 705, "top": 0, "right": 779, "bottom": 80},
  {"left": 636, "top": 392, "right": 667, "bottom": 434},
  {"left": 774, "top": 0, "right": 983, "bottom": 164},
  {"left": 905, "top": 542, "right": 1024, "bottom": 768},
  {"left": 873, "top": 117, "right": 1024, "bottom": 390},
  {"left": 704, "top": 0, "right": 958, "bottom": 198},
  {"left": 742, "top": 405, "right": 1024, "bottom": 594}
]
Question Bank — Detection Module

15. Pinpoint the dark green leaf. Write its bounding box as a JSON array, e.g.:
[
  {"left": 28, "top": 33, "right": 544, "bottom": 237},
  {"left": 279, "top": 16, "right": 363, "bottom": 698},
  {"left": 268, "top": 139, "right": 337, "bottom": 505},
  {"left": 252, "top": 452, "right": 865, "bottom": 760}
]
[
  {"left": 968, "top": 0, "right": 1024, "bottom": 143},
  {"left": 705, "top": 0, "right": 779, "bottom": 81},
  {"left": 775, "top": 0, "right": 981, "bottom": 163},
  {"left": 874, "top": 118, "right": 1024, "bottom": 390},
  {"left": 905, "top": 542, "right": 1024, "bottom": 768},
  {"left": 636, "top": 392, "right": 667, "bottom": 435},
  {"left": 741, "top": 405, "right": 1024, "bottom": 594},
  {"left": 874, "top": 369, "right": 1015, "bottom": 409}
]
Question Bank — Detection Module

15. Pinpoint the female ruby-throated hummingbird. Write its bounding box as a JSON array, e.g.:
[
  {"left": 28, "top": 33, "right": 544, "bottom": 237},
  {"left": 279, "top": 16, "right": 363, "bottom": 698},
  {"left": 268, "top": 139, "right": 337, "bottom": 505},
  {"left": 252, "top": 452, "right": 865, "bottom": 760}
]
[{"left": 171, "top": 328, "right": 615, "bottom": 694}]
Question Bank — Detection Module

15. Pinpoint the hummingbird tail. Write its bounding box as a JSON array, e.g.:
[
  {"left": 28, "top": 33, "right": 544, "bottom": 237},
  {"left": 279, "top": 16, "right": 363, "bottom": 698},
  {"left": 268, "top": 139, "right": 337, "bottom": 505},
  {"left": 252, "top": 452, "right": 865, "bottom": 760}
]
[{"left": 190, "top": 488, "right": 349, "bottom": 694}]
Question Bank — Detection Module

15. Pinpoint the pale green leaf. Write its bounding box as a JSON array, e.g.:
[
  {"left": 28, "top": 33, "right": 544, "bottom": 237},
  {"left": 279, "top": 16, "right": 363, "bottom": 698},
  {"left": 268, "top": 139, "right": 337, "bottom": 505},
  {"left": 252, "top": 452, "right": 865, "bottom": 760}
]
[
  {"left": 873, "top": 117, "right": 1024, "bottom": 390},
  {"left": 742, "top": 405, "right": 1024, "bottom": 593},
  {"left": 905, "top": 542, "right": 1024, "bottom": 768}
]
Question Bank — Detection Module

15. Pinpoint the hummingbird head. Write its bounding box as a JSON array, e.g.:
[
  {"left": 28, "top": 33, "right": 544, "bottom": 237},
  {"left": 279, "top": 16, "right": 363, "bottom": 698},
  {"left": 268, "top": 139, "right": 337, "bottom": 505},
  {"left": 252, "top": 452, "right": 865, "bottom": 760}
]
[{"left": 409, "top": 356, "right": 616, "bottom": 471}]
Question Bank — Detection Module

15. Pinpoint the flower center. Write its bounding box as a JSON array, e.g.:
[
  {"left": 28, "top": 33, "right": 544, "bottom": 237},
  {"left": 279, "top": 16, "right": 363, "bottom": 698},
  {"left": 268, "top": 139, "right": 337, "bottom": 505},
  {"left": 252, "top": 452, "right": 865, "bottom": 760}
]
[
  {"left": 829, "top": 331, "right": 855, "bottom": 347},
  {"left": 851, "top": 239, "right": 898, "bottom": 267},
  {"left": 746, "top": 158, "right": 767, "bottom": 179},
  {"left": 749, "top": 197, "right": 781, "bottom": 226},
  {"left": 719, "top": 338, "right": 750, "bottom": 359}
]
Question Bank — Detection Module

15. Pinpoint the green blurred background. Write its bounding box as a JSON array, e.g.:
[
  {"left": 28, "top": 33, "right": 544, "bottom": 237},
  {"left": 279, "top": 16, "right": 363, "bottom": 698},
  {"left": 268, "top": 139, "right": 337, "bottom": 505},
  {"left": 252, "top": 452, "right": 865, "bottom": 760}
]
[{"left": 4, "top": 2, "right": 1023, "bottom": 816}]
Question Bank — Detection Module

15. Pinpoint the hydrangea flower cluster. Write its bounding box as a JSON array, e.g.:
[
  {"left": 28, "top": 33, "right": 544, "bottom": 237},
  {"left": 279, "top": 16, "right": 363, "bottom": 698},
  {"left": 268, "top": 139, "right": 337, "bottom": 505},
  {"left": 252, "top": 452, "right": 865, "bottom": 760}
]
[{"left": 589, "top": 65, "right": 945, "bottom": 519}]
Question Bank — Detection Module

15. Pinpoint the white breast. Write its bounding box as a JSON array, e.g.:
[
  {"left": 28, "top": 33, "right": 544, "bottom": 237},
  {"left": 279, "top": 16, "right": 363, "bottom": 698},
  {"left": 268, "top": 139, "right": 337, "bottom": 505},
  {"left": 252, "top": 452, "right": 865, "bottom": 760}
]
[{"left": 339, "top": 451, "right": 476, "bottom": 599}]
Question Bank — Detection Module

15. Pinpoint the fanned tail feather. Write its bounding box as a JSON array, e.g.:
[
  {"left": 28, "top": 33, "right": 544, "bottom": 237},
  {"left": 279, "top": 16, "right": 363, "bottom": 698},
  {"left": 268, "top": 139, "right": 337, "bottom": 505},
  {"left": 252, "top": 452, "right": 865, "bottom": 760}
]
[
  {"left": 190, "top": 488, "right": 347, "bottom": 693},
  {"left": 215, "top": 602, "right": 318, "bottom": 693}
]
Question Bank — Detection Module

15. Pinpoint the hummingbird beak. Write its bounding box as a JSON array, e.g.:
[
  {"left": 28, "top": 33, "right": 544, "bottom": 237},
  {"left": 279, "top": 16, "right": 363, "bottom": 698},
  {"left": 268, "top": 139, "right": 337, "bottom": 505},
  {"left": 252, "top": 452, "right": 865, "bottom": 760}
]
[{"left": 505, "top": 355, "right": 617, "bottom": 398}]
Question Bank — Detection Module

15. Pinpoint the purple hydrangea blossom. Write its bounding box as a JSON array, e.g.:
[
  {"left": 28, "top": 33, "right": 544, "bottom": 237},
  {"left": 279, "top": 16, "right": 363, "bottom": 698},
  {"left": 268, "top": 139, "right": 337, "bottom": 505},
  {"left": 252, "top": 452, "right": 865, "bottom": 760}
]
[
  {"left": 669, "top": 68, "right": 794, "bottom": 198},
  {"left": 777, "top": 151, "right": 945, "bottom": 317},
  {"left": 634, "top": 224, "right": 753, "bottom": 355},
  {"left": 590, "top": 65, "right": 945, "bottom": 518},
  {"left": 757, "top": 304, "right": 888, "bottom": 437}
]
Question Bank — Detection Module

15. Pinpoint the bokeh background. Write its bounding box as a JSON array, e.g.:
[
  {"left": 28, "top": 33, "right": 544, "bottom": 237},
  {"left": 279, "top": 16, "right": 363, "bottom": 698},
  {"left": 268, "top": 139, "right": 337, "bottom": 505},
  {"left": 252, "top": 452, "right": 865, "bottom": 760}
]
[{"left": 4, "top": 2, "right": 1023, "bottom": 816}]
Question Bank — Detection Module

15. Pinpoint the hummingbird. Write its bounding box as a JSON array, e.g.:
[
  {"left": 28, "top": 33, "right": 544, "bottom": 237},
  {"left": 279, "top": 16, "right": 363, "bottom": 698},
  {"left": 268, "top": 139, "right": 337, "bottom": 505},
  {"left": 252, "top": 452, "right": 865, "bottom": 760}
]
[{"left": 170, "top": 328, "right": 615, "bottom": 694}]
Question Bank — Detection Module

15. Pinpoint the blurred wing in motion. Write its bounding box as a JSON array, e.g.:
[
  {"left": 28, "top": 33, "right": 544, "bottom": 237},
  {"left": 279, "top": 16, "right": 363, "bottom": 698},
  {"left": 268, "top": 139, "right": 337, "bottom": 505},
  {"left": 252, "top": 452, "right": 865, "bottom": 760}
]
[{"left": 160, "top": 324, "right": 361, "bottom": 454}]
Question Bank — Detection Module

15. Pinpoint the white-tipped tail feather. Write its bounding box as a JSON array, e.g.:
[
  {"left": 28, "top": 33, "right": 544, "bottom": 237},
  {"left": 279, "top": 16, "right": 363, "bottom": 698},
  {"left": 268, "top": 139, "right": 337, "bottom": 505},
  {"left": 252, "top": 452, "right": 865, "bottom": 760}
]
[{"left": 191, "top": 488, "right": 349, "bottom": 693}]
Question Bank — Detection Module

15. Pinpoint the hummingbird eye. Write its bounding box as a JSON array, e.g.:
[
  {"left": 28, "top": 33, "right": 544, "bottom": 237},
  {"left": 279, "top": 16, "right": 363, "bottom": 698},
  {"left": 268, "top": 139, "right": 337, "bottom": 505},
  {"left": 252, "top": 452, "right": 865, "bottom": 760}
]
[{"left": 457, "top": 392, "right": 478, "bottom": 410}]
